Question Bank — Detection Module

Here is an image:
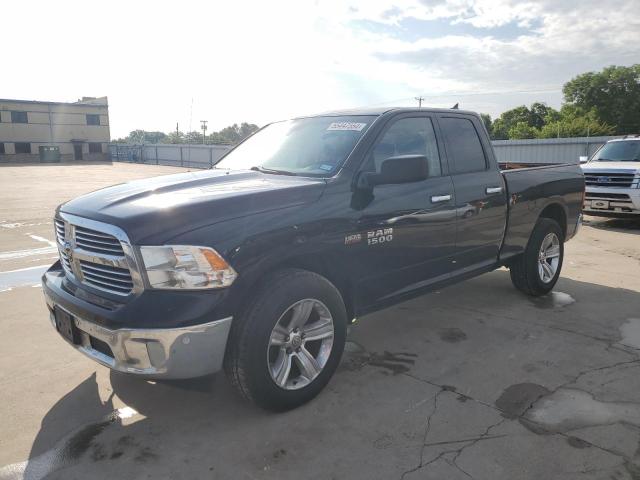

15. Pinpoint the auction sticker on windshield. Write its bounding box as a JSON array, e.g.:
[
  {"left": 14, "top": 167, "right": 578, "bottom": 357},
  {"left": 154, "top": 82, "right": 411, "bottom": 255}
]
[{"left": 327, "top": 122, "right": 367, "bottom": 131}]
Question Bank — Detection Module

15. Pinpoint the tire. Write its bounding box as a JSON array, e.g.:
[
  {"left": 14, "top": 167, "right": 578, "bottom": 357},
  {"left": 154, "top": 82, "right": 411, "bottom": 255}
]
[
  {"left": 224, "top": 269, "right": 347, "bottom": 411},
  {"left": 509, "top": 218, "right": 564, "bottom": 296}
]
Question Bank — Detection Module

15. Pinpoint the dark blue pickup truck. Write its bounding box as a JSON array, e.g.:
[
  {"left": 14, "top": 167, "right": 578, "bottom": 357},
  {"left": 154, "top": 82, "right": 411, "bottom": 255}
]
[{"left": 43, "top": 107, "right": 584, "bottom": 410}]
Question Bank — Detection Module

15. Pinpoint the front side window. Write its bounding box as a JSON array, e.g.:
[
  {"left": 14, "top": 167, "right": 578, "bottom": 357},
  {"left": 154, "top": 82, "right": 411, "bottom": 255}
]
[
  {"left": 0, "top": 143, "right": 5, "bottom": 154},
  {"left": 367, "top": 117, "right": 441, "bottom": 177},
  {"left": 14, "top": 142, "right": 31, "bottom": 154},
  {"left": 86, "top": 114, "right": 100, "bottom": 126},
  {"left": 440, "top": 117, "right": 487, "bottom": 174},
  {"left": 11, "top": 111, "right": 28, "bottom": 123},
  {"left": 591, "top": 141, "right": 640, "bottom": 162},
  {"left": 215, "top": 115, "right": 375, "bottom": 176}
]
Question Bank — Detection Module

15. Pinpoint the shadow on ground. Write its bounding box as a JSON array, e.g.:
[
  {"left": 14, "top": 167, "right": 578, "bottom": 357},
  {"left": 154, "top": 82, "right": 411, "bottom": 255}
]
[
  {"left": 8, "top": 270, "right": 640, "bottom": 480},
  {"left": 584, "top": 215, "right": 640, "bottom": 235}
]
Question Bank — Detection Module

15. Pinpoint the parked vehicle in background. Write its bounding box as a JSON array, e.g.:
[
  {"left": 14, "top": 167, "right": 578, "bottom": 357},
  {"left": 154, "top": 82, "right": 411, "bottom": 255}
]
[
  {"left": 43, "top": 107, "right": 584, "bottom": 411},
  {"left": 581, "top": 136, "right": 640, "bottom": 217}
]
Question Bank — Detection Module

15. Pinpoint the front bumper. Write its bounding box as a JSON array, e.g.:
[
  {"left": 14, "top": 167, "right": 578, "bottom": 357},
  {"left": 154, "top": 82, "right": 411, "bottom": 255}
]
[
  {"left": 43, "top": 266, "right": 233, "bottom": 379},
  {"left": 583, "top": 186, "right": 640, "bottom": 216}
]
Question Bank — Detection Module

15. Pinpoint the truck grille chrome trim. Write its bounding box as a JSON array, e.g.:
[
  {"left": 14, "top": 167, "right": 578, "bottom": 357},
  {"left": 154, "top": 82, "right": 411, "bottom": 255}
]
[
  {"left": 584, "top": 172, "right": 638, "bottom": 188},
  {"left": 54, "top": 212, "right": 143, "bottom": 297},
  {"left": 74, "top": 226, "right": 126, "bottom": 256}
]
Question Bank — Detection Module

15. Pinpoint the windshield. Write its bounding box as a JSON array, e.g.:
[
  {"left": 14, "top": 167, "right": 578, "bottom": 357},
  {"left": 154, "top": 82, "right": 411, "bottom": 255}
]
[
  {"left": 591, "top": 140, "right": 640, "bottom": 162},
  {"left": 215, "top": 115, "right": 376, "bottom": 175}
]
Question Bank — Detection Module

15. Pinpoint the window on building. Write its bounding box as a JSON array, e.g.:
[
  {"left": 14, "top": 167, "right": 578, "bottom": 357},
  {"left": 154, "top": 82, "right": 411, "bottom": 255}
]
[
  {"left": 89, "top": 142, "right": 102, "bottom": 153},
  {"left": 86, "top": 114, "right": 100, "bottom": 126},
  {"left": 439, "top": 117, "right": 487, "bottom": 174},
  {"left": 0, "top": 143, "right": 5, "bottom": 154},
  {"left": 14, "top": 142, "right": 31, "bottom": 154},
  {"left": 11, "top": 111, "right": 28, "bottom": 123}
]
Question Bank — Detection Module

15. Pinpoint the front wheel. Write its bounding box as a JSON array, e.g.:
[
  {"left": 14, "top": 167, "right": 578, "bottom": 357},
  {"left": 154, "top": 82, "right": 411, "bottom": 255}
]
[
  {"left": 509, "top": 218, "right": 564, "bottom": 296},
  {"left": 224, "top": 269, "right": 347, "bottom": 411}
]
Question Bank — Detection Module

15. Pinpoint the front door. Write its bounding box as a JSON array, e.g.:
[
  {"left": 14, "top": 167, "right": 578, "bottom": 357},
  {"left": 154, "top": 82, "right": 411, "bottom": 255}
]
[
  {"left": 350, "top": 114, "right": 457, "bottom": 306},
  {"left": 438, "top": 115, "right": 507, "bottom": 272},
  {"left": 73, "top": 144, "right": 83, "bottom": 160}
]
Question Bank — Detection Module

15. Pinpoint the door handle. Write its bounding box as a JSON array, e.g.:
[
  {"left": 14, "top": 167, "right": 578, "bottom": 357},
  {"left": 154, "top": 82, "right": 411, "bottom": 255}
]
[
  {"left": 486, "top": 186, "right": 503, "bottom": 195},
  {"left": 431, "top": 194, "right": 451, "bottom": 203}
]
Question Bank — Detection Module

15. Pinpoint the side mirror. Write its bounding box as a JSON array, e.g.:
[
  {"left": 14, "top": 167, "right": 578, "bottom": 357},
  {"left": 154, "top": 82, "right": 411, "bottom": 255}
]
[
  {"left": 358, "top": 155, "right": 429, "bottom": 189},
  {"left": 579, "top": 156, "right": 588, "bottom": 164}
]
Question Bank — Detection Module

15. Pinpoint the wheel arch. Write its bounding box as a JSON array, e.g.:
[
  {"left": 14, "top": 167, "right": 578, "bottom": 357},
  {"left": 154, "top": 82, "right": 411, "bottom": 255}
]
[
  {"left": 538, "top": 202, "right": 568, "bottom": 240},
  {"left": 275, "top": 254, "right": 355, "bottom": 322},
  {"left": 230, "top": 250, "right": 356, "bottom": 323}
]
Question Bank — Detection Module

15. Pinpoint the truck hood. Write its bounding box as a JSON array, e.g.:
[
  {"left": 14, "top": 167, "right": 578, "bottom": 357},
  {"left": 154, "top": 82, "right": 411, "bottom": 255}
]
[
  {"left": 581, "top": 161, "right": 640, "bottom": 172},
  {"left": 60, "top": 169, "right": 326, "bottom": 243}
]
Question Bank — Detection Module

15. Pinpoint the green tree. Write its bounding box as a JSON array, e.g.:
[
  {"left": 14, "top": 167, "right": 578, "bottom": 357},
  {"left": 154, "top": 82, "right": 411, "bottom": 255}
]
[
  {"left": 508, "top": 121, "right": 539, "bottom": 139},
  {"left": 529, "top": 102, "right": 557, "bottom": 129},
  {"left": 206, "top": 122, "right": 259, "bottom": 144},
  {"left": 163, "top": 131, "right": 185, "bottom": 144},
  {"left": 563, "top": 64, "right": 640, "bottom": 134},
  {"left": 184, "top": 131, "right": 203, "bottom": 143},
  {"left": 118, "top": 130, "right": 168, "bottom": 144},
  {"left": 480, "top": 113, "right": 492, "bottom": 136},
  {"left": 538, "top": 108, "right": 615, "bottom": 138},
  {"left": 489, "top": 105, "right": 534, "bottom": 139}
]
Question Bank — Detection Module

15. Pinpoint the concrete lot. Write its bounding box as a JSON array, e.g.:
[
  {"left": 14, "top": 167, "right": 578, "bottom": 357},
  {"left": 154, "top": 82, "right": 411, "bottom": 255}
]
[{"left": 1, "top": 163, "right": 640, "bottom": 479}]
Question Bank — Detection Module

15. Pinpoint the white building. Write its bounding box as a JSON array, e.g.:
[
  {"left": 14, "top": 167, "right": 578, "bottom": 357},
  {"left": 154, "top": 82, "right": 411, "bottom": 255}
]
[{"left": 0, "top": 96, "right": 110, "bottom": 162}]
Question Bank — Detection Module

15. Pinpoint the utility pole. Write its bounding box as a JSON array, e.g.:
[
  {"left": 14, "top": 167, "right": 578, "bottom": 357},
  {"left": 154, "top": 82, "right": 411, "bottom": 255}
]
[
  {"left": 200, "top": 120, "right": 208, "bottom": 144},
  {"left": 176, "top": 122, "right": 179, "bottom": 137},
  {"left": 415, "top": 96, "right": 425, "bottom": 108}
]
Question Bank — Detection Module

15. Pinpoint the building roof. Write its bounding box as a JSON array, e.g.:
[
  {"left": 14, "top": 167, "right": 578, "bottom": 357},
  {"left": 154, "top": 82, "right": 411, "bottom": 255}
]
[{"left": 0, "top": 96, "right": 108, "bottom": 107}]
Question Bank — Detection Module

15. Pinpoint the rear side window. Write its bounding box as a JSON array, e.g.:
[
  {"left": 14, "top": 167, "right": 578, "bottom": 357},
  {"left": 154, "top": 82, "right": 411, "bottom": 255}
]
[{"left": 440, "top": 117, "right": 487, "bottom": 174}]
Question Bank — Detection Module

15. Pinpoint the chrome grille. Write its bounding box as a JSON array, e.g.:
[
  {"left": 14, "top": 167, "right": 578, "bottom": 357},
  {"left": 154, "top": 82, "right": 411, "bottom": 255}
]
[
  {"left": 74, "top": 226, "right": 125, "bottom": 256},
  {"left": 54, "top": 214, "right": 138, "bottom": 296},
  {"left": 54, "top": 219, "right": 65, "bottom": 244},
  {"left": 584, "top": 172, "right": 637, "bottom": 187},
  {"left": 60, "top": 249, "right": 73, "bottom": 272},
  {"left": 80, "top": 261, "right": 134, "bottom": 294}
]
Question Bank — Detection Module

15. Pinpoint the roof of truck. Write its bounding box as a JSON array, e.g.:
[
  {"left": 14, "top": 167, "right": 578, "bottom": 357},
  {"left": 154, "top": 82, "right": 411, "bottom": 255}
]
[
  {"left": 298, "top": 106, "right": 481, "bottom": 118},
  {"left": 608, "top": 135, "right": 640, "bottom": 142}
]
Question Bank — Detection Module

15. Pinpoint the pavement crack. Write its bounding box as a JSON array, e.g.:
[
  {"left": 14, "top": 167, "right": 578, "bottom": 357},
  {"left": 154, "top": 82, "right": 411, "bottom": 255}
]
[
  {"left": 400, "top": 387, "right": 445, "bottom": 480},
  {"left": 399, "top": 385, "right": 506, "bottom": 480}
]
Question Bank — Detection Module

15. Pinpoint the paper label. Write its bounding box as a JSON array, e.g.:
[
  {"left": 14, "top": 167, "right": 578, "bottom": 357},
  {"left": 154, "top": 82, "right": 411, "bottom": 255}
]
[{"left": 326, "top": 122, "right": 367, "bottom": 132}]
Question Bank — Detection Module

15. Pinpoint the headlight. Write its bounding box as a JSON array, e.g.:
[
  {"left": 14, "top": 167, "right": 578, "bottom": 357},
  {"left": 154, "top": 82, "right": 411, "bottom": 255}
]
[{"left": 140, "top": 245, "right": 237, "bottom": 289}]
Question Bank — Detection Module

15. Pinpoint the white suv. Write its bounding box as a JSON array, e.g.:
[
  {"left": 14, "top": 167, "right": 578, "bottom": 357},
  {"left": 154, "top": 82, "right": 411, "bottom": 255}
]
[{"left": 581, "top": 137, "right": 640, "bottom": 217}]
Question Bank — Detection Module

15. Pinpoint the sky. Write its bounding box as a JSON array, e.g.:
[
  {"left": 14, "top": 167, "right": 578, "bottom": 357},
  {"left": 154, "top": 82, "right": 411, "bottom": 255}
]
[{"left": 4, "top": 0, "right": 639, "bottom": 138}]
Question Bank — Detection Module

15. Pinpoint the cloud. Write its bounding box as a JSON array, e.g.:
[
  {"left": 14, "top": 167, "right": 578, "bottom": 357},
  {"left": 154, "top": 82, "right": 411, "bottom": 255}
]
[
  {"left": 2, "top": 0, "right": 638, "bottom": 135},
  {"left": 328, "top": 0, "right": 640, "bottom": 115}
]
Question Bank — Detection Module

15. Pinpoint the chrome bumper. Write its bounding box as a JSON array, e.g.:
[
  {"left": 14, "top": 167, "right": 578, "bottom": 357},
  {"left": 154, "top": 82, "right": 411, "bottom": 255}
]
[{"left": 45, "top": 295, "right": 232, "bottom": 379}]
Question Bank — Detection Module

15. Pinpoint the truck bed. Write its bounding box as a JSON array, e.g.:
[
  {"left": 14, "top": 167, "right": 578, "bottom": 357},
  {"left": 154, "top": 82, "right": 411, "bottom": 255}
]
[
  {"left": 499, "top": 162, "right": 585, "bottom": 261},
  {"left": 499, "top": 161, "right": 575, "bottom": 171}
]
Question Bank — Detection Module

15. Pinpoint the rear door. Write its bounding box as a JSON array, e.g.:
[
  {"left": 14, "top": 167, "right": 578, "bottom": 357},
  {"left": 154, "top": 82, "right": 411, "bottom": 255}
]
[
  {"left": 438, "top": 115, "right": 507, "bottom": 272},
  {"left": 352, "top": 113, "right": 457, "bottom": 305}
]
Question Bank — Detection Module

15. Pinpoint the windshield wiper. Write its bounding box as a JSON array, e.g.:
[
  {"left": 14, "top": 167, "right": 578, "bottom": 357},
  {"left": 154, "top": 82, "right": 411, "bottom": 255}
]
[{"left": 250, "top": 166, "right": 297, "bottom": 176}]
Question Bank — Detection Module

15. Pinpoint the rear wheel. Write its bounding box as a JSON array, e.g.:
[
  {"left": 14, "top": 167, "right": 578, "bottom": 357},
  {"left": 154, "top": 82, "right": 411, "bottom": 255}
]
[
  {"left": 510, "top": 218, "right": 564, "bottom": 296},
  {"left": 224, "top": 269, "right": 347, "bottom": 411}
]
